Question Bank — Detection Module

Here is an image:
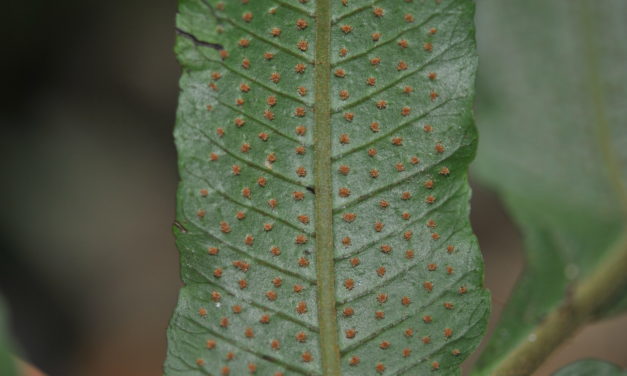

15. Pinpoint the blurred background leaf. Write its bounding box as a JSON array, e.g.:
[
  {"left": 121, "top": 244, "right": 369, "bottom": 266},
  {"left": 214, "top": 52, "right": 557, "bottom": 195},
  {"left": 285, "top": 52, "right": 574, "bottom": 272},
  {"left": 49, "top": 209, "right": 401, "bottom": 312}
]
[
  {"left": 553, "top": 359, "right": 626, "bottom": 376},
  {"left": 472, "top": 0, "right": 627, "bottom": 374},
  {"left": 0, "top": 297, "right": 17, "bottom": 376}
]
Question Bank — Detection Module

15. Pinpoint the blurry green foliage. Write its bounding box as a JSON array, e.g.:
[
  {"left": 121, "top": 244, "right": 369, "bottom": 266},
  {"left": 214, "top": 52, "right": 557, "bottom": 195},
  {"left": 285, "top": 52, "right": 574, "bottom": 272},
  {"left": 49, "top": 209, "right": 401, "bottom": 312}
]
[{"left": 473, "top": 0, "right": 627, "bottom": 374}]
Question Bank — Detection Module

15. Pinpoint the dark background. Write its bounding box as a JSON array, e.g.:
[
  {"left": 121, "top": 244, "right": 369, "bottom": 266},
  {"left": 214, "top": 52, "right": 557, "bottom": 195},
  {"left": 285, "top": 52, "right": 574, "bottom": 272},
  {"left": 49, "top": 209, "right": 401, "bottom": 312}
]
[{"left": 1, "top": 1, "right": 625, "bottom": 375}]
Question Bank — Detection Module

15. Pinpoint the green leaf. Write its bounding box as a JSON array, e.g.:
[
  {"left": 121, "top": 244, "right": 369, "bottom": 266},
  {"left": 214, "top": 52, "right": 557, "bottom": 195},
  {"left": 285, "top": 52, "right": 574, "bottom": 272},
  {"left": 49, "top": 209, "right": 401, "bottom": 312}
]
[
  {"left": 553, "top": 360, "right": 626, "bottom": 376},
  {"left": 0, "top": 297, "right": 17, "bottom": 376},
  {"left": 165, "top": 0, "right": 489, "bottom": 375},
  {"left": 473, "top": 0, "right": 627, "bottom": 374}
]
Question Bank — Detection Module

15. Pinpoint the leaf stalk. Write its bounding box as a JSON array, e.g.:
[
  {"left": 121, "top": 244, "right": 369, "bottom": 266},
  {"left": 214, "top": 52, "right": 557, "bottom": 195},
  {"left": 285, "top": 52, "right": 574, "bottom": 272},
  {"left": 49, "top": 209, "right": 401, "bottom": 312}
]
[{"left": 490, "top": 228, "right": 627, "bottom": 376}]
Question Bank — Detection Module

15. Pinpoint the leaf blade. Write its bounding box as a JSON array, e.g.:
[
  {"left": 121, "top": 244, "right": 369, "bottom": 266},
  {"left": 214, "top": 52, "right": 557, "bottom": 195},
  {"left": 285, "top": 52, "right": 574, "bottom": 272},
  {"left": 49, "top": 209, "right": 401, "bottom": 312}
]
[{"left": 166, "top": 0, "right": 488, "bottom": 375}]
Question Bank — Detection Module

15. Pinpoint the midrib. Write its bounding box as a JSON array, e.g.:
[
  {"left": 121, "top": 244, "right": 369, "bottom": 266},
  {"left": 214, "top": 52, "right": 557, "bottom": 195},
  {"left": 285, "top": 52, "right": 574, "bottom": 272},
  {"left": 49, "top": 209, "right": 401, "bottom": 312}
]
[{"left": 313, "top": 0, "right": 341, "bottom": 374}]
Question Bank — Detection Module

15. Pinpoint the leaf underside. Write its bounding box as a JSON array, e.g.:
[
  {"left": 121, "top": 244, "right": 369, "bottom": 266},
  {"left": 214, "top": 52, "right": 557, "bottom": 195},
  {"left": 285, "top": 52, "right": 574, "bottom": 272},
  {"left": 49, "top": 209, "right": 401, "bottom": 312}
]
[
  {"left": 473, "top": 0, "right": 627, "bottom": 374},
  {"left": 166, "top": 0, "right": 488, "bottom": 375}
]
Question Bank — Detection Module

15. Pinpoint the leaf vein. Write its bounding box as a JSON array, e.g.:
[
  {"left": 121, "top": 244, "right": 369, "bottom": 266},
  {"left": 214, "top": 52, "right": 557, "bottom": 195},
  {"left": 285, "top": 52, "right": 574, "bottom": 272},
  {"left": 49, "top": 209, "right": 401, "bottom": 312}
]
[
  {"left": 182, "top": 114, "right": 309, "bottom": 188},
  {"left": 199, "top": 0, "right": 314, "bottom": 63},
  {"left": 176, "top": 318, "right": 316, "bottom": 375},
  {"left": 332, "top": 39, "right": 469, "bottom": 113},
  {"left": 185, "top": 275, "right": 319, "bottom": 332},
  {"left": 332, "top": 147, "right": 461, "bottom": 213},
  {"left": 339, "top": 271, "right": 472, "bottom": 354},
  {"left": 181, "top": 218, "right": 317, "bottom": 285},
  {"left": 331, "top": 0, "right": 384, "bottom": 24},
  {"left": 337, "top": 210, "right": 463, "bottom": 306},
  {"left": 214, "top": 98, "right": 305, "bottom": 144},
  {"left": 188, "top": 48, "right": 312, "bottom": 106},
  {"left": 184, "top": 165, "right": 313, "bottom": 235}
]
